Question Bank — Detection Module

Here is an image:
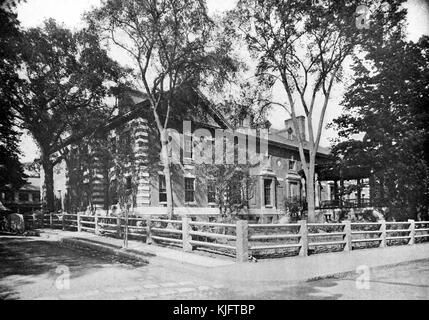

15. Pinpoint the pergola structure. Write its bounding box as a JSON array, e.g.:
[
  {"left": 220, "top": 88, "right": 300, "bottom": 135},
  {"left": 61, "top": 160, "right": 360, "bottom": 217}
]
[{"left": 315, "top": 162, "right": 387, "bottom": 209}]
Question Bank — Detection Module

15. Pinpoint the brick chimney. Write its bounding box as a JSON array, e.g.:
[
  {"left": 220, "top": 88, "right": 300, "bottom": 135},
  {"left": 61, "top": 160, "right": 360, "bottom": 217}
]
[
  {"left": 284, "top": 116, "right": 306, "bottom": 141},
  {"left": 237, "top": 114, "right": 253, "bottom": 134}
]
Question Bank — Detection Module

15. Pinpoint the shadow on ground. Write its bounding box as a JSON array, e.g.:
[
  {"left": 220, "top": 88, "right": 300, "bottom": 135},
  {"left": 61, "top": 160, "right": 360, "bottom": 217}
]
[
  {"left": 0, "top": 236, "right": 148, "bottom": 299},
  {"left": 241, "top": 279, "right": 343, "bottom": 300}
]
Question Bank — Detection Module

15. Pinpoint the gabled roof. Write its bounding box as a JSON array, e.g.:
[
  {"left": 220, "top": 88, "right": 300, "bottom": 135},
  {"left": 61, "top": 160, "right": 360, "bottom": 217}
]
[
  {"left": 57, "top": 87, "right": 330, "bottom": 159},
  {"left": 20, "top": 177, "right": 41, "bottom": 192},
  {"left": 103, "top": 86, "right": 233, "bottom": 132},
  {"left": 102, "top": 87, "right": 330, "bottom": 158},
  {"left": 194, "top": 89, "right": 233, "bottom": 130}
]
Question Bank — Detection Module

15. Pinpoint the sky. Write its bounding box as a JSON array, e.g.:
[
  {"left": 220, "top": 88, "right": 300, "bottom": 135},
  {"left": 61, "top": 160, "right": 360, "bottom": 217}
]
[{"left": 15, "top": 0, "right": 429, "bottom": 162}]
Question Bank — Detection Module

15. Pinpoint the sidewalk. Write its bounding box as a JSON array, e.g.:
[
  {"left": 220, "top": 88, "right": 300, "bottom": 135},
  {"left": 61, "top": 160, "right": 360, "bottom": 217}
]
[
  {"left": 38, "top": 228, "right": 429, "bottom": 283},
  {"left": 38, "top": 229, "right": 235, "bottom": 268},
  {"left": 210, "top": 243, "right": 429, "bottom": 283}
]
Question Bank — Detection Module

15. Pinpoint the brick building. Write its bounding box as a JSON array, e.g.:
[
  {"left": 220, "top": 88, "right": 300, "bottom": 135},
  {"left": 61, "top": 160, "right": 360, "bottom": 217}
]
[
  {"left": 59, "top": 87, "right": 331, "bottom": 219},
  {"left": 0, "top": 163, "right": 41, "bottom": 214}
]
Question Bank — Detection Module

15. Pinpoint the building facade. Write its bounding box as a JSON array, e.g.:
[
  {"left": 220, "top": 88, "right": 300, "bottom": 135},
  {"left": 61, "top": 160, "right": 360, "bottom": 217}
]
[
  {"left": 60, "top": 88, "right": 331, "bottom": 218},
  {"left": 0, "top": 163, "right": 42, "bottom": 214}
]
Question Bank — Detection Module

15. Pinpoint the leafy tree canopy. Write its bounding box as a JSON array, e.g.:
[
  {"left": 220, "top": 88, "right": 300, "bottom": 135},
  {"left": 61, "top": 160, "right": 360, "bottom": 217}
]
[
  {"left": 331, "top": 35, "right": 429, "bottom": 219},
  {"left": 5, "top": 18, "right": 127, "bottom": 210},
  {"left": 0, "top": 0, "right": 26, "bottom": 190}
]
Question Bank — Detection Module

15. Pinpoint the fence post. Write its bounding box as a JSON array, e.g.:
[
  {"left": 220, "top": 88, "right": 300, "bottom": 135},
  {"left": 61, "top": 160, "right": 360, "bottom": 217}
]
[
  {"left": 182, "top": 216, "right": 193, "bottom": 252},
  {"left": 408, "top": 219, "right": 415, "bottom": 245},
  {"left": 236, "top": 220, "right": 249, "bottom": 263},
  {"left": 343, "top": 220, "right": 352, "bottom": 252},
  {"left": 77, "top": 212, "right": 81, "bottom": 232},
  {"left": 94, "top": 214, "right": 99, "bottom": 235},
  {"left": 146, "top": 216, "right": 152, "bottom": 244},
  {"left": 49, "top": 212, "right": 53, "bottom": 229},
  {"left": 299, "top": 220, "right": 308, "bottom": 257},
  {"left": 380, "top": 220, "right": 386, "bottom": 247},
  {"left": 123, "top": 212, "right": 129, "bottom": 248}
]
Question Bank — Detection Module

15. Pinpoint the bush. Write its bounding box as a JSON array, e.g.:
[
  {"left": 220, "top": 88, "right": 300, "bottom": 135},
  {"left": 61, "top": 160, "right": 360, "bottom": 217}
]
[{"left": 283, "top": 196, "right": 304, "bottom": 221}]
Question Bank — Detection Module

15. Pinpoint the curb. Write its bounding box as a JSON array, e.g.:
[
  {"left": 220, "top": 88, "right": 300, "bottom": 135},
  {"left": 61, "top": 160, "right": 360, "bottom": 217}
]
[
  {"left": 306, "top": 257, "right": 429, "bottom": 282},
  {"left": 59, "top": 237, "right": 154, "bottom": 264}
]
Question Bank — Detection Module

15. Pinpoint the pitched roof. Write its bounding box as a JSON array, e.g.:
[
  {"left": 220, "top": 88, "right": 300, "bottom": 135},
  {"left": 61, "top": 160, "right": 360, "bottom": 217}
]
[
  {"left": 57, "top": 86, "right": 330, "bottom": 158},
  {"left": 103, "top": 86, "right": 233, "bottom": 131},
  {"left": 268, "top": 129, "right": 331, "bottom": 156},
  {"left": 20, "top": 177, "right": 41, "bottom": 192}
]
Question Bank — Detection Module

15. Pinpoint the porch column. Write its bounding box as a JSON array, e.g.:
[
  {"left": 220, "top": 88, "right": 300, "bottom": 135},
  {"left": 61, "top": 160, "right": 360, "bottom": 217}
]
[
  {"left": 333, "top": 180, "right": 339, "bottom": 202},
  {"left": 315, "top": 173, "right": 320, "bottom": 208},
  {"left": 369, "top": 168, "right": 376, "bottom": 206},
  {"left": 357, "top": 178, "right": 362, "bottom": 207},
  {"left": 339, "top": 170, "right": 344, "bottom": 210}
]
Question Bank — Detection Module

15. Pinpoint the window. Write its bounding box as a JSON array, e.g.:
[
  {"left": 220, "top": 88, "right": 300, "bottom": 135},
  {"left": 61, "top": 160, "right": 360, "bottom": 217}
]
[
  {"left": 185, "top": 178, "right": 195, "bottom": 203},
  {"left": 159, "top": 175, "right": 167, "bottom": 203},
  {"left": 184, "top": 134, "right": 193, "bottom": 161},
  {"left": 234, "top": 136, "right": 239, "bottom": 164},
  {"left": 264, "top": 179, "right": 272, "bottom": 206},
  {"left": 287, "top": 127, "right": 294, "bottom": 140},
  {"left": 126, "top": 176, "right": 132, "bottom": 191},
  {"left": 289, "top": 181, "right": 299, "bottom": 199},
  {"left": 4, "top": 192, "right": 14, "bottom": 202},
  {"left": 33, "top": 193, "right": 40, "bottom": 202},
  {"left": 288, "top": 157, "right": 296, "bottom": 171},
  {"left": 207, "top": 180, "right": 216, "bottom": 204},
  {"left": 109, "top": 185, "right": 119, "bottom": 206},
  {"left": 19, "top": 193, "right": 29, "bottom": 202},
  {"left": 230, "top": 181, "right": 243, "bottom": 205}
]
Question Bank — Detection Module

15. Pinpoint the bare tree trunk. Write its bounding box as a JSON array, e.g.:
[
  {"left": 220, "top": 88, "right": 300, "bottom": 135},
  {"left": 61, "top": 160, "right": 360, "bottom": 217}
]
[
  {"left": 306, "top": 152, "right": 317, "bottom": 223},
  {"left": 41, "top": 152, "right": 55, "bottom": 213},
  {"left": 306, "top": 172, "right": 316, "bottom": 223}
]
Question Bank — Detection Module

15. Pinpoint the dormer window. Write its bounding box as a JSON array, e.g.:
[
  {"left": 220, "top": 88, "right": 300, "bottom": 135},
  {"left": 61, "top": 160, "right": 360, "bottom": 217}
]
[
  {"left": 288, "top": 156, "right": 296, "bottom": 171},
  {"left": 287, "top": 127, "right": 294, "bottom": 140}
]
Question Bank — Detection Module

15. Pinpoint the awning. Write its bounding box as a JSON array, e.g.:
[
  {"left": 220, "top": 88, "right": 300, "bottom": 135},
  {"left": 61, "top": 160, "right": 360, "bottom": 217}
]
[{"left": 315, "top": 163, "right": 372, "bottom": 181}]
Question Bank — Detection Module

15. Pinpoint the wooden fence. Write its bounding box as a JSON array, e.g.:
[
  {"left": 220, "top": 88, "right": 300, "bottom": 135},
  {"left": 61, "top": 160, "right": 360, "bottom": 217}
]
[{"left": 39, "top": 213, "right": 429, "bottom": 262}]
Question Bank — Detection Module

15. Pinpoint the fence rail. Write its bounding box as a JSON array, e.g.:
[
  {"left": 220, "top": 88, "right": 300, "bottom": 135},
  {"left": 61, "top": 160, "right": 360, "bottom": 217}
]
[{"left": 39, "top": 212, "right": 429, "bottom": 263}]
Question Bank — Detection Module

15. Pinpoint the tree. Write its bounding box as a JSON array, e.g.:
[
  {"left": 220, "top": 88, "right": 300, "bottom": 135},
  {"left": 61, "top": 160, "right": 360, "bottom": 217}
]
[
  {"left": 5, "top": 19, "right": 124, "bottom": 212},
  {"left": 0, "top": 0, "right": 26, "bottom": 191},
  {"left": 88, "top": 0, "right": 238, "bottom": 219},
  {"left": 196, "top": 163, "right": 256, "bottom": 219},
  {"left": 331, "top": 35, "right": 429, "bottom": 220},
  {"left": 227, "top": 0, "right": 405, "bottom": 222}
]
